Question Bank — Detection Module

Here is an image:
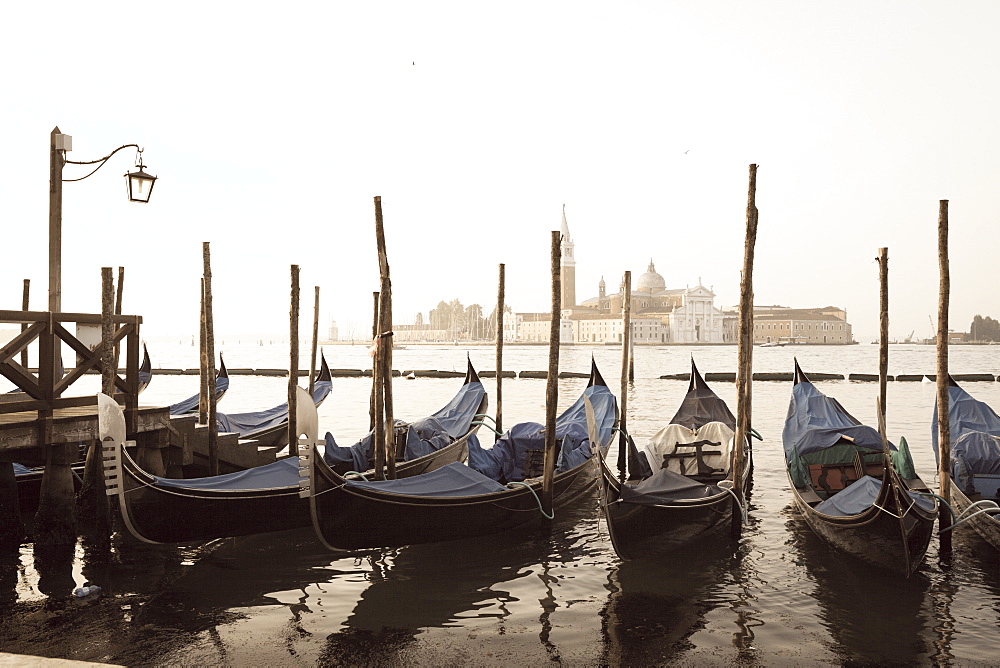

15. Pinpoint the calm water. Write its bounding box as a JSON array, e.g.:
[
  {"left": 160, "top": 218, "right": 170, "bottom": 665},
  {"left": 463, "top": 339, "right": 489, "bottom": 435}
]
[{"left": 2, "top": 343, "right": 998, "bottom": 666}]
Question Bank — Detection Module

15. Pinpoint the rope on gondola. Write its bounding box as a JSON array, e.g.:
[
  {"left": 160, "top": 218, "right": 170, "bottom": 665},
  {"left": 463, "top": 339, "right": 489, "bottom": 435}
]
[
  {"left": 914, "top": 491, "right": 956, "bottom": 524},
  {"left": 506, "top": 480, "right": 555, "bottom": 520},
  {"left": 472, "top": 420, "right": 502, "bottom": 436},
  {"left": 934, "top": 498, "right": 1000, "bottom": 533},
  {"left": 718, "top": 479, "right": 748, "bottom": 526}
]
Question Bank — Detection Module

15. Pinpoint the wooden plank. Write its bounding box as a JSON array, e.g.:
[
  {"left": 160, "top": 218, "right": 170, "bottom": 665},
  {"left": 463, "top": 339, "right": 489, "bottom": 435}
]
[{"left": 0, "top": 406, "right": 170, "bottom": 452}]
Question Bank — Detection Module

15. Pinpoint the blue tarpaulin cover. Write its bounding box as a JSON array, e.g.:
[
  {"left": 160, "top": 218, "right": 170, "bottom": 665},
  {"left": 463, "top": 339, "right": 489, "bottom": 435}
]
[
  {"left": 216, "top": 380, "right": 331, "bottom": 438},
  {"left": 344, "top": 461, "right": 507, "bottom": 497},
  {"left": 783, "top": 379, "right": 895, "bottom": 487},
  {"left": 323, "top": 380, "right": 485, "bottom": 472},
  {"left": 931, "top": 381, "right": 1000, "bottom": 496},
  {"left": 469, "top": 384, "right": 616, "bottom": 483},
  {"left": 951, "top": 432, "right": 1000, "bottom": 476},
  {"left": 153, "top": 456, "right": 301, "bottom": 491},
  {"left": 619, "top": 468, "right": 721, "bottom": 505},
  {"left": 13, "top": 463, "right": 32, "bottom": 476},
  {"left": 932, "top": 382, "right": 1000, "bottom": 462},
  {"left": 814, "top": 475, "right": 935, "bottom": 517},
  {"left": 169, "top": 374, "right": 231, "bottom": 416}
]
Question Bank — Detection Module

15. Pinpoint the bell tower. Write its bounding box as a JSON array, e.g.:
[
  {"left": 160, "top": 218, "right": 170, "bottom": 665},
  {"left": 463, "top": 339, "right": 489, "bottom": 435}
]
[{"left": 560, "top": 204, "right": 576, "bottom": 307}]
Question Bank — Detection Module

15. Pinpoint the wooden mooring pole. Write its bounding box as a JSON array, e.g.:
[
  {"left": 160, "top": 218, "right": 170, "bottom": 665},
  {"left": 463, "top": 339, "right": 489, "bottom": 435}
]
[
  {"left": 199, "top": 277, "right": 208, "bottom": 425},
  {"left": 0, "top": 461, "right": 23, "bottom": 546},
  {"left": 204, "top": 243, "right": 219, "bottom": 475},
  {"left": 114, "top": 266, "right": 124, "bottom": 362},
  {"left": 309, "top": 286, "right": 320, "bottom": 395},
  {"left": 732, "top": 163, "right": 758, "bottom": 539},
  {"left": 877, "top": 247, "right": 889, "bottom": 436},
  {"left": 495, "top": 263, "right": 505, "bottom": 437},
  {"left": 101, "top": 268, "right": 115, "bottom": 397},
  {"left": 618, "top": 271, "right": 632, "bottom": 480},
  {"left": 77, "top": 268, "right": 114, "bottom": 537},
  {"left": 288, "top": 264, "right": 300, "bottom": 458},
  {"left": 374, "top": 196, "right": 396, "bottom": 479},
  {"left": 936, "top": 201, "right": 952, "bottom": 555},
  {"left": 370, "top": 290, "right": 379, "bottom": 431},
  {"left": 541, "top": 230, "right": 561, "bottom": 516}
]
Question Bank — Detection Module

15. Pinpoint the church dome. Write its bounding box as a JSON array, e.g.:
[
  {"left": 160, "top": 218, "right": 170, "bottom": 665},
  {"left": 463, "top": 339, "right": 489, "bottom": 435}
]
[{"left": 636, "top": 260, "right": 665, "bottom": 292}]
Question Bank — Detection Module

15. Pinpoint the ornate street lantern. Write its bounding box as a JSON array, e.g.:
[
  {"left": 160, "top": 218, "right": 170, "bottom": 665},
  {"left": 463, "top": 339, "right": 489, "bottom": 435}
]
[{"left": 125, "top": 154, "right": 157, "bottom": 203}]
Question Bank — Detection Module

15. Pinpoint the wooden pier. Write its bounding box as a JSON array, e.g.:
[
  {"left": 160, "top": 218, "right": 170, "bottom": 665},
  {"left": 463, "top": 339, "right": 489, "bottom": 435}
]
[{"left": 0, "top": 309, "right": 275, "bottom": 547}]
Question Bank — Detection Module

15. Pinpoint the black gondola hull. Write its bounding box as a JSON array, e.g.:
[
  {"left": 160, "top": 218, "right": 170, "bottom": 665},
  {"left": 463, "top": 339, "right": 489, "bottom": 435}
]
[
  {"left": 600, "top": 358, "right": 749, "bottom": 558},
  {"left": 788, "top": 470, "right": 937, "bottom": 578},
  {"left": 310, "top": 454, "right": 598, "bottom": 550},
  {"left": 601, "top": 449, "right": 749, "bottom": 559},
  {"left": 949, "top": 482, "right": 1000, "bottom": 550},
  {"left": 118, "top": 460, "right": 310, "bottom": 543},
  {"left": 113, "top": 435, "right": 473, "bottom": 544}
]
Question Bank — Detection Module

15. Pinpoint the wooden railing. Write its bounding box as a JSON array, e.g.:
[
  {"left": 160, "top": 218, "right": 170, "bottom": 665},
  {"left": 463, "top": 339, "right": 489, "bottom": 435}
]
[{"left": 0, "top": 310, "right": 142, "bottom": 430}]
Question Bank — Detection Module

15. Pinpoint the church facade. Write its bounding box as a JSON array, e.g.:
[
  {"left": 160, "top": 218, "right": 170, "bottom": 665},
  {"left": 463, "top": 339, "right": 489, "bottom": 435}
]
[{"left": 509, "top": 208, "right": 727, "bottom": 344}]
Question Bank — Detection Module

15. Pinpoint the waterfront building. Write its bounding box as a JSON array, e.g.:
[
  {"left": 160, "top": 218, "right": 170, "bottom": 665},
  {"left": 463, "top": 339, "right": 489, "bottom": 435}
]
[{"left": 732, "top": 305, "right": 855, "bottom": 344}]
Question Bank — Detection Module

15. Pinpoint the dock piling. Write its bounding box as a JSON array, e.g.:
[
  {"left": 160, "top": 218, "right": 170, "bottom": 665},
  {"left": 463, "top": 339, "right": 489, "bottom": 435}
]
[
  {"left": 0, "top": 463, "right": 24, "bottom": 547},
  {"left": 495, "top": 263, "right": 505, "bottom": 438},
  {"left": 936, "top": 201, "right": 952, "bottom": 556},
  {"left": 618, "top": 270, "right": 631, "bottom": 480},
  {"left": 203, "top": 243, "right": 219, "bottom": 475},
  {"left": 288, "top": 264, "right": 300, "bottom": 457},
  {"left": 541, "top": 230, "right": 562, "bottom": 516},
  {"left": 733, "top": 163, "right": 758, "bottom": 539}
]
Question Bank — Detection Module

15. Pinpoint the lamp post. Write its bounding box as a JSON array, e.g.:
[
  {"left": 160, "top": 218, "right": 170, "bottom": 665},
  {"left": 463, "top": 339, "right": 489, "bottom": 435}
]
[{"left": 48, "top": 126, "right": 156, "bottom": 313}]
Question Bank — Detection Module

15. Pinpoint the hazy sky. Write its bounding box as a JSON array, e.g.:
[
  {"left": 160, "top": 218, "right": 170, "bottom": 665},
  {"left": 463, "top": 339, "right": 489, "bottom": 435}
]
[{"left": 2, "top": 2, "right": 997, "bottom": 342}]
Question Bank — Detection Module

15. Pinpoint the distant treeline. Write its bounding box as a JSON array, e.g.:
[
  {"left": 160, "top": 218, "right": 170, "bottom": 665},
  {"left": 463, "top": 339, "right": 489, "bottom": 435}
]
[
  {"left": 970, "top": 315, "right": 1000, "bottom": 341},
  {"left": 426, "top": 299, "right": 511, "bottom": 339}
]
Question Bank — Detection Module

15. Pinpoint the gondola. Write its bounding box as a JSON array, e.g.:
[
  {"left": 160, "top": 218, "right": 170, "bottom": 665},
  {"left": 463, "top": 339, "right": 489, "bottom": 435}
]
[
  {"left": 137, "top": 343, "right": 152, "bottom": 394},
  {"left": 600, "top": 358, "right": 751, "bottom": 558},
  {"left": 214, "top": 352, "right": 332, "bottom": 450},
  {"left": 302, "top": 360, "right": 617, "bottom": 551},
  {"left": 168, "top": 354, "right": 230, "bottom": 416},
  {"left": 101, "top": 358, "right": 488, "bottom": 544},
  {"left": 931, "top": 377, "right": 1000, "bottom": 549},
  {"left": 782, "top": 360, "right": 937, "bottom": 577}
]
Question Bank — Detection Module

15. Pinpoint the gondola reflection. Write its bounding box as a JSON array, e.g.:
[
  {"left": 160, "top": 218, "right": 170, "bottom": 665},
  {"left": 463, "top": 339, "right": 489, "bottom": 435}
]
[
  {"left": 784, "top": 507, "right": 935, "bottom": 664},
  {"left": 321, "top": 487, "right": 607, "bottom": 662},
  {"left": 599, "top": 535, "right": 745, "bottom": 665}
]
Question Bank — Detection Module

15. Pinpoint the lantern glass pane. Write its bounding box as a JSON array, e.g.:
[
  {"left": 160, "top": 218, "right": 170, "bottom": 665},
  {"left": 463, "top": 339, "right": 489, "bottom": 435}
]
[{"left": 127, "top": 173, "right": 155, "bottom": 203}]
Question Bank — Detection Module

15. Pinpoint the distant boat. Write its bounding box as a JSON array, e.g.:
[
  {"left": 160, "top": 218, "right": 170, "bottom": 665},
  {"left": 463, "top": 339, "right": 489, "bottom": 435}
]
[{"left": 758, "top": 341, "right": 784, "bottom": 348}]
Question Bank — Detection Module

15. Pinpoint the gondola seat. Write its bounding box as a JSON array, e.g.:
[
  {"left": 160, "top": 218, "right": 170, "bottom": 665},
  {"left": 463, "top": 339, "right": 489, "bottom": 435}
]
[{"left": 643, "top": 421, "right": 734, "bottom": 479}]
